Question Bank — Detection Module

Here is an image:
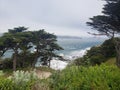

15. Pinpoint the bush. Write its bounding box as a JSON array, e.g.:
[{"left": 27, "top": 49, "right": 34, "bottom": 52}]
[
  {"left": 9, "top": 70, "right": 38, "bottom": 89},
  {"left": 89, "top": 54, "right": 106, "bottom": 65},
  {"left": 0, "top": 69, "right": 40, "bottom": 90},
  {"left": 101, "top": 38, "right": 116, "bottom": 58},
  {"left": 72, "top": 57, "right": 90, "bottom": 66},
  {"left": 50, "top": 64, "right": 120, "bottom": 90},
  {"left": 73, "top": 38, "right": 117, "bottom": 66},
  {"left": 0, "top": 70, "right": 4, "bottom": 76},
  {"left": 0, "top": 75, "right": 34, "bottom": 90},
  {"left": 10, "top": 69, "right": 38, "bottom": 83},
  {"left": 0, "top": 77, "right": 14, "bottom": 90},
  {"left": 0, "top": 58, "right": 13, "bottom": 69}
]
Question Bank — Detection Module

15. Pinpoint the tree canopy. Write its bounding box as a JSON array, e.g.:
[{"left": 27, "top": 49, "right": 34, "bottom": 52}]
[
  {"left": 87, "top": 0, "right": 120, "bottom": 37},
  {"left": 87, "top": 0, "right": 120, "bottom": 67},
  {"left": 0, "top": 27, "right": 63, "bottom": 71}
]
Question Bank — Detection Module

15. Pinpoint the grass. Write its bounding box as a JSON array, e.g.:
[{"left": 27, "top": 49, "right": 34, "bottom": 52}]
[
  {"left": 105, "top": 57, "right": 116, "bottom": 65},
  {"left": 0, "top": 66, "right": 54, "bottom": 78},
  {"left": 35, "top": 66, "right": 55, "bottom": 73}
]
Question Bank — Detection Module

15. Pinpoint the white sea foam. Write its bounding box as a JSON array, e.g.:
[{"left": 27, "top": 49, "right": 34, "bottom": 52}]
[
  {"left": 69, "top": 47, "right": 90, "bottom": 60},
  {"left": 50, "top": 60, "right": 67, "bottom": 70},
  {"left": 50, "top": 47, "right": 90, "bottom": 70},
  {"left": 62, "top": 47, "right": 90, "bottom": 60}
]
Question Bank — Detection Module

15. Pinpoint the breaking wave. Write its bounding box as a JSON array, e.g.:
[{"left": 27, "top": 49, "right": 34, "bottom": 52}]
[{"left": 50, "top": 47, "right": 90, "bottom": 70}]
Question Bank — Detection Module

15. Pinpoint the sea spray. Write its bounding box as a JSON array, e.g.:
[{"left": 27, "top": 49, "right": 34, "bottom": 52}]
[{"left": 50, "top": 47, "right": 90, "bottom": 70}]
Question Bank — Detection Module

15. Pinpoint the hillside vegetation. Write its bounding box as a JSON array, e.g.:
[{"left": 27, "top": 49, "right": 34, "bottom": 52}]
[
  {"left": 0, "top": 37, "right": 120, "bottom": 90},
  {"left": 50, "top": 64, "right": 120, "bottom": 90},
  {"left": 0, "top": 64, "right": 120, "bottom": 90},
  {"left": 105, "top": 58, "right": 116, "bottom": 65},
  {"left": 73, "top": 38, "right": 116, "bottom": 66}
]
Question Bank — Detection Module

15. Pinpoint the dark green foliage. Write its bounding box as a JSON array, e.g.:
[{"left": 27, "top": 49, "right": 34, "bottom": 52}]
[
  {"left": 73, "top": 57, "right": 90, "bottom": 66},
  {"left": 0, "top": 26, "right": 32, "bottom": 71},
  {"left": 17, "top": 52, "right": 35, "bottom": 68},
  {"left": 87, "top": 0, "right": 120, "bottom": 36},
  {"left": 8, "top": 26, "right": 28, "bottom": 34},
  {"left": 30, "top": 30, "right": 63, "bottom": 67},
  {"left": 0, "top": 77, "right": 34, "bottom": 90},
  {"left": 84, "top": 46, "right": 106, "bottom": 65},
  {"left": 0, "top": 37, "right": 10, "bottom": 56},
  {"left": 0, "top": 58, "right": 13, "bottom": 69},
  {"left": 50, "top": 64, "right": 120, "bottom": 90},
  {"left": 101, "top": 38, "right": 116, "bottom": 58},
  {"left": 0, "top": 26, "right": 63, "bottom": 70},
  {"left": 73, "top": 38, "right": 116, "bottom": 66},
  {"left": 87, "top": 0, "right": 120, "bottom": 67},
  {"left": 0, "top": 77, "right": 14, "bottom": 90},
  {"left": 0, "top": 55, "right": 34, "bottom": 69}
]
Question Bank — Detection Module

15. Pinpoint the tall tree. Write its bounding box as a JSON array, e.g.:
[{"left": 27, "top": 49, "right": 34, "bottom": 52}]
[
  {"left": 0, "top": 27, "right": 63, "bottom": 69},
  {"left": 30, "top": 30, "right": 63, "bottom": 67},
  {"left": 41, "top": 38, "right": 63, "bottom": 67},
  {"left": 1, "top": 26, "right": 31, "bottom": 71},
  {"left": 0, "top": 38, "right": 8, "bottom": 57},
  {"left": 87, "top": 0, "right": 120, "bottom": 67},
  {"left": 18, "top": 32, "right": 33, "bottom": 68}
]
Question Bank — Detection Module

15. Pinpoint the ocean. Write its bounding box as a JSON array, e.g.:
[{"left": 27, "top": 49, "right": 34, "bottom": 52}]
[
  {"left": 50, "top": 36, "right": 106, "bottom": 70},
  {"left": 57, "top": 37, "right": 105, "bottom": 59}
]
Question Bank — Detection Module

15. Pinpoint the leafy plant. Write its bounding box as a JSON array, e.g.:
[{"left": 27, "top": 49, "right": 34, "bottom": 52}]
[
  {"left": 0, "top": 70, "right": 4, "bottom": 76},
  {"left": 0, "top": 77, "right": 14, "bottom": 90},
  {"left": 50, "top": 64, "right": 120, "bottom": 90},
  {"left": 8, "top": 69, "right": 38, "bottom": 90}
]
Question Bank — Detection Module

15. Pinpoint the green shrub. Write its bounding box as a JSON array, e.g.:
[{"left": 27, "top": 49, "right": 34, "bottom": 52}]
[
  {"left": 101, "top": 38, "right": 116, "bottom": 58},
  {"left": 0, "top": 76, "right": 33, "bottom": 90},
  {"left": 0, "top": 58, "right": 13, "bottom": 69},
  {"left": 89, "top": 54, "right": 106, "bottom": 65},
  {"left": 0, "top": 67, "right": 52, "bottom": 90},
  {"left": 0, "top": 77, "right": 14, "bottom": 90},
  {"left": 31, "top": 79, "right": 50, "bottom": 90},
  {"left": 10, "top": 69, "right": 38, "bottom": 83},
  {"left": 73, "top": 38, "right": 117, "bottom": 66},
  {"left": 50, "top": 64, "right": 120, "bottom": 90},
  {"left": 0, "top": 69, "right": 51, "bottom": 90},
  {"left": 0, "top": 70, "right": 4, "bottom": 76},
  {"left": 6, "top": 70, "right": 38, "bottom": 90}
]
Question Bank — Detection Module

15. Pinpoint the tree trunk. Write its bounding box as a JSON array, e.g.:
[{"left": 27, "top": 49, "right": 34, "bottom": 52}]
[
  {"left": 22, "top": 53, "right": 26, "bottom": 68},
  {"left": 114, "top": 38, "right": 120, "bottom": 67},
  {"left": 115, "top": 44, "right": 120, "bottom": 67},
  {"left": 32, "top": 56, "right": 38, "bottom": 67},
  {"left": 32, "top": 48, "right": 39, "bottom": 67},
  {"left": 48, "top": 57, "right": 52, "bottom": 68},
  {"left": 48, "top": 60, "right": 50, "bottom": 68},
  {"left": 13, "top": 51, "right": 17, "bottom": 71}
]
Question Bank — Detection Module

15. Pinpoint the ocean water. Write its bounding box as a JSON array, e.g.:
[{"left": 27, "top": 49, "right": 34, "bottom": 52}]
[
  {"left": 57, "top": 37, "right": 105, "bottom": 59},
  {"left": 50, "top": 37, "right": 106, "bottom": 70}
]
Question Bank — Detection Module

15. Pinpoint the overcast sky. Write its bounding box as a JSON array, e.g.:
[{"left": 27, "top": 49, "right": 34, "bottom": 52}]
[{"left": 0, "top": 0, "right": 105, "bottom": 37}]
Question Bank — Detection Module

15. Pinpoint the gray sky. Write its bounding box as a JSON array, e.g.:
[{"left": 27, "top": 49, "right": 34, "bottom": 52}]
[{"left": 0, "top": 0, "right": 105, "bottom": 37}]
